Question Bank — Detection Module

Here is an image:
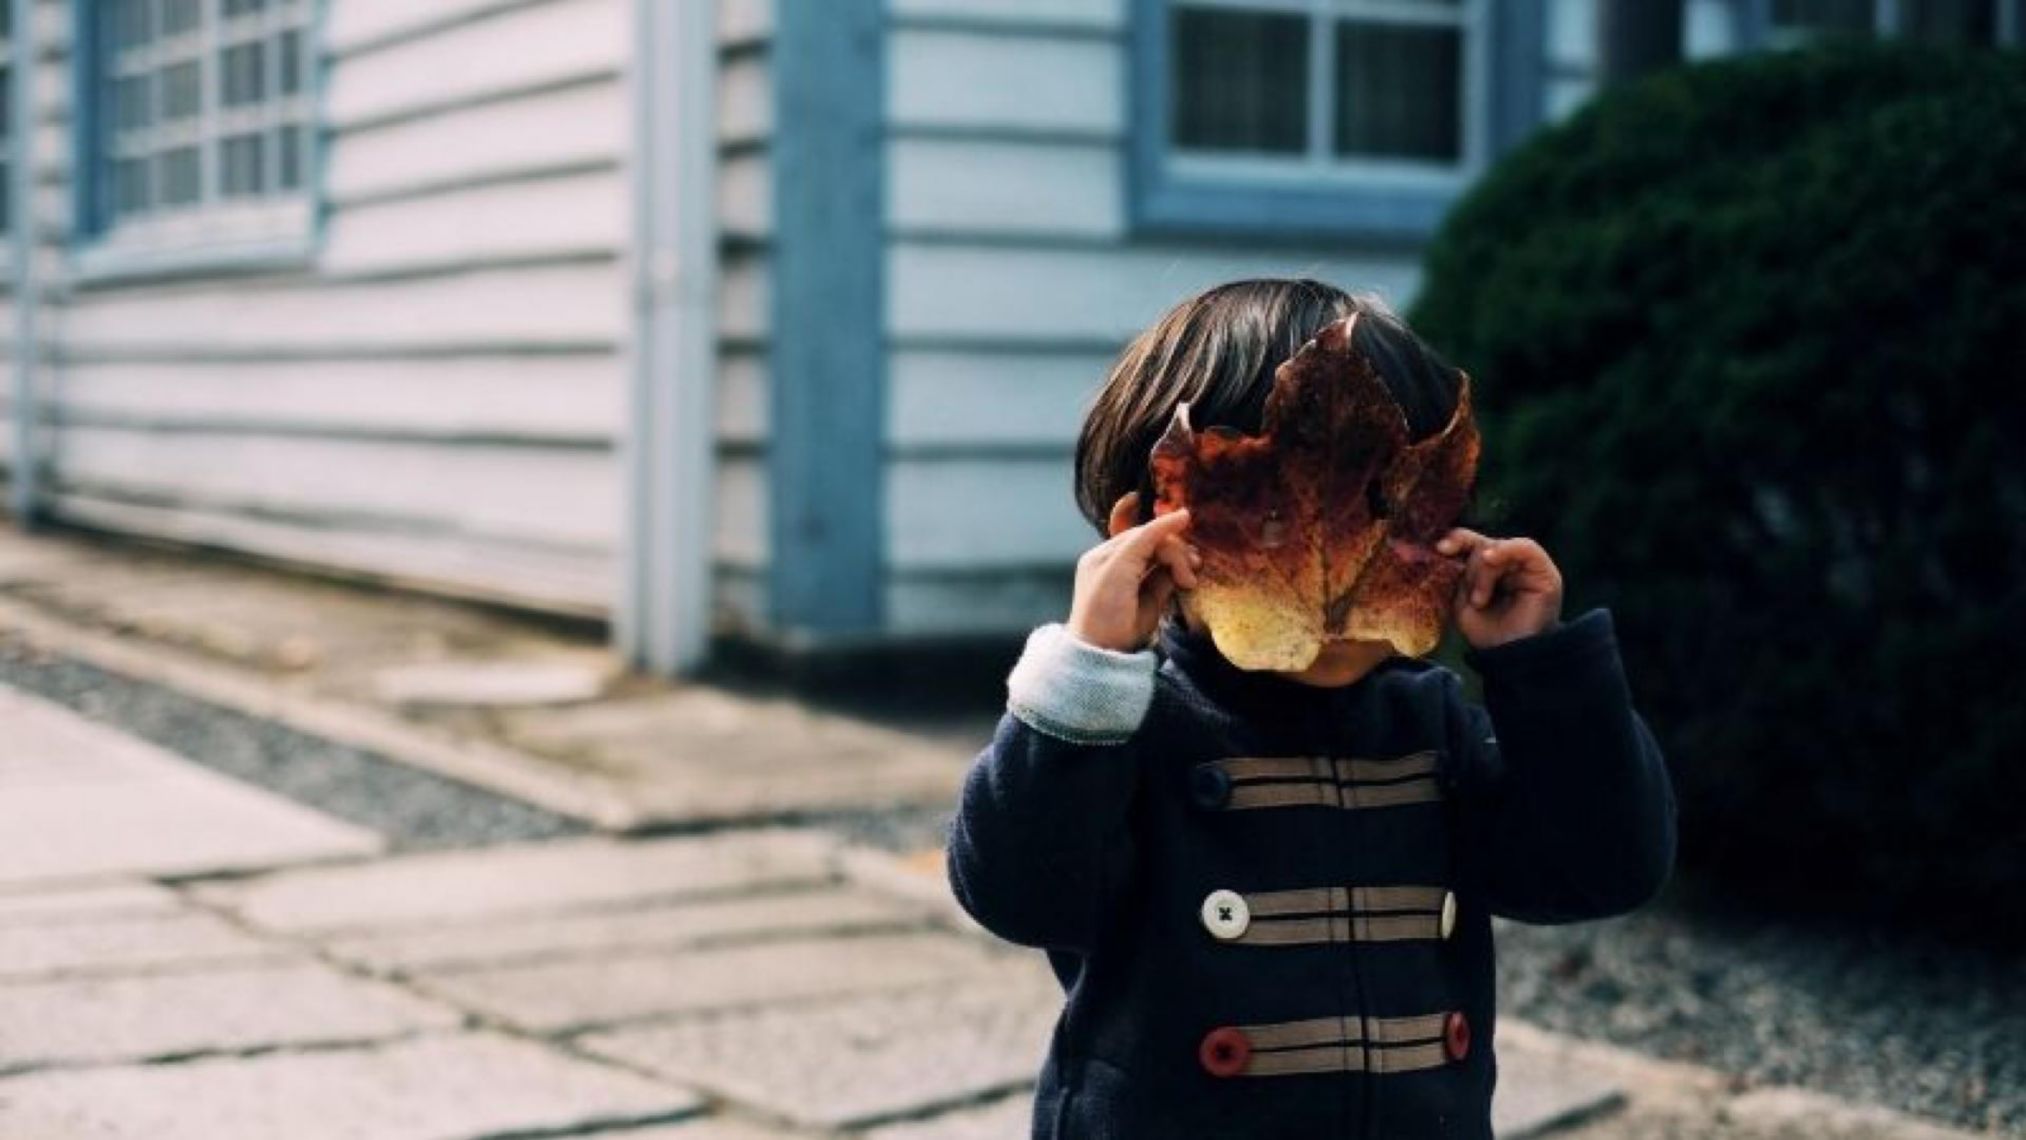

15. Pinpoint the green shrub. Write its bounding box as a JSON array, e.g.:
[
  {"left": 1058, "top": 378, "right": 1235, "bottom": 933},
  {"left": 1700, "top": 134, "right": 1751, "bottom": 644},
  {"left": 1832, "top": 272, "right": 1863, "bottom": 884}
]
[{"left": 1412, "top": 45, "right": 2026, "bottom": 939}]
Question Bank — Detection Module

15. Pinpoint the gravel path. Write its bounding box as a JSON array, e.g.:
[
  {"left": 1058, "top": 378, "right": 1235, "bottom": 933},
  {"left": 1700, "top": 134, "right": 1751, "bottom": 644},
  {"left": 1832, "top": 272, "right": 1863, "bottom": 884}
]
[
  {"left": 0, "top": 634, "right": 583, "bottom": 850},
  {"left": 1496, "top": 894, "right": 2024, "bottom": 1135}
]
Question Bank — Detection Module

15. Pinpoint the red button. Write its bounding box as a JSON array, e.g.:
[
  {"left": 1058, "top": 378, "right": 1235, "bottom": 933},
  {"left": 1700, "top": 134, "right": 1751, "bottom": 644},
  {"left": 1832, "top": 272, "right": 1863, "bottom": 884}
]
[
  {"left": 1444, "top": 1011, "right": 1471, "bottom": 1061},
  {"left": 1198, "top": 1026, "right": 1251, "bottom": 1077}
]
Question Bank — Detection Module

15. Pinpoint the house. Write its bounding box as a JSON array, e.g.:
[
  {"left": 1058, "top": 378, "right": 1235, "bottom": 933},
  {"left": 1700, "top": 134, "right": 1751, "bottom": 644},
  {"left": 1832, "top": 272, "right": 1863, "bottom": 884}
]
[{"left": 0, "top": 0, "right": 2014, "bottom": 674}]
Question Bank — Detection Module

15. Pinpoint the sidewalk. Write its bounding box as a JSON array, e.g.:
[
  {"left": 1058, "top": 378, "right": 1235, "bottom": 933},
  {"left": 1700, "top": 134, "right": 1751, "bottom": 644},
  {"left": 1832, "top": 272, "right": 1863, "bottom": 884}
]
[{"left": 0, "top": 526, "right": 1999, "bottom": 1139}]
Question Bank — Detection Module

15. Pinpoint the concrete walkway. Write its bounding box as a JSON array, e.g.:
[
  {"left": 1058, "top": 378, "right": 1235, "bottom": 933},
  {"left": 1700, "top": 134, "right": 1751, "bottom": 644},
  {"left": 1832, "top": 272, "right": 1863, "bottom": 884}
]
[{"left": 0, "top": 527, "right": 2001, "bottom": 1139}]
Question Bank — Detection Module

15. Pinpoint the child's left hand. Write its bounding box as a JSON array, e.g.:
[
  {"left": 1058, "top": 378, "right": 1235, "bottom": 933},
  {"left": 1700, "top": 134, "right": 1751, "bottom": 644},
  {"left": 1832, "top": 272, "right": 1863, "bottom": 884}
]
[{"left": 1434, "top": 528, "right": 1564, "bottom": 650}]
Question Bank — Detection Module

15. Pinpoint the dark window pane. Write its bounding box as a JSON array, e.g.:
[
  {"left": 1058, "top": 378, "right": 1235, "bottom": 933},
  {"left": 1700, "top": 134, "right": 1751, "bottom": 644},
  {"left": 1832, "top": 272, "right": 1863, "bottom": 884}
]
[
  {"left": 162, "top": 60, "right": 202, "bottom": 120},
  {"left": 115, "top": 0, "right": 155, "bottom": 48},
  {"left": 222, "top": 41, "right": 266, "bottom": 106},
  {"left": 278, "top": 29, "right": 303, "bottom": 94},
  {"left": 0, "top": 66, "right": 10, "bottom": 140},
  {"left": 158, "top": 145, "right": 201, "bottom": 205},
  {"left": 115, "top": 156, "right": 152, "bottom": 214},
  {"left": 276, "top": 123, "right": 303, "bottom": 189},
  {"left": 1334, "top": 20, "right": 1461, "bottom": 162},
  {"left": 221, "top": 132, "right": 265, "bottom": 196},
  {"left": 160, "top": 0, "right": 201, "bottom": 36},
  {"left": 0, "top": 164, "right": 10, "bottom": 232},
  {"left": 1771, "top": 0, "right": 1875, "bottom": 34},
  {"left": 1904, "top": 0, "right": 1995, "bottom": 43},
  {"left": 223, "top": 0, "right": 266, "bottom": 16},
  {"left": 1170, "top": 7, "right": 1309, "bottom": 155},
  {"left": 115, "top": 74, "right": 153, "bottom": 131}
]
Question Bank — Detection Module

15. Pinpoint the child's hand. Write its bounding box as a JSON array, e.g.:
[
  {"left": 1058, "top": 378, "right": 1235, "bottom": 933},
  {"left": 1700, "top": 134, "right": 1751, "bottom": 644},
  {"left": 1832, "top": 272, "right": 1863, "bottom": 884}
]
[
  {"left": 1435, "top": 528, "right": 1564, "bottom": 650},
  {"left": 1067, "top": 508, "right": 1199, "bottom": 652}
]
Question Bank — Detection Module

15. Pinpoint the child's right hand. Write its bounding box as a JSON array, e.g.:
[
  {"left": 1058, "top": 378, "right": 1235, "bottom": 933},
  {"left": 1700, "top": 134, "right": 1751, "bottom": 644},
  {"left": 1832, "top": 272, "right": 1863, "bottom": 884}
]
[{"left": 1067, "top": 506, "right": 1198, "bottom": 652}]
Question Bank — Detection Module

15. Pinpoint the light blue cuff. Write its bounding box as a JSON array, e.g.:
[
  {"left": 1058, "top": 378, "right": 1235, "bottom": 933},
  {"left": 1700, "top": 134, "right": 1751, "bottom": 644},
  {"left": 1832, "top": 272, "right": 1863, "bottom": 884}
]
[{"left": 1006, "top": 623, "right": 1158, "bottom": 746}]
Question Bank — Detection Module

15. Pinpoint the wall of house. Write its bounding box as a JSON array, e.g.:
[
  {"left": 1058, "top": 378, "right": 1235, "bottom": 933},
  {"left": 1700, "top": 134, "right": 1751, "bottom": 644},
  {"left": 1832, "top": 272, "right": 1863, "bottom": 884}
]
[
  {"left": 1, "top": 0, "right": 642, "bottom": 615},
  {"left": 879, "top": 0, "right": 1468, "bottom": 638},
  {"left": 711, "top": 0, "right": 772, "bottom": 637}
]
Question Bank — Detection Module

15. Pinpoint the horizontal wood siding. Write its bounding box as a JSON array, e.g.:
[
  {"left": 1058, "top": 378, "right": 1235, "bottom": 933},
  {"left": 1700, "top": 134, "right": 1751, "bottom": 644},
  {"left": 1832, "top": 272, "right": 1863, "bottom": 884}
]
[
  {"left": 712, "top": 0, "right": 772, "bottom": 634},
  {"left": 877, "top": 1, "right": 1431, "bottom": 636},
  {"left": 3, "top": 0, "right": 635, "bottom": 613}
]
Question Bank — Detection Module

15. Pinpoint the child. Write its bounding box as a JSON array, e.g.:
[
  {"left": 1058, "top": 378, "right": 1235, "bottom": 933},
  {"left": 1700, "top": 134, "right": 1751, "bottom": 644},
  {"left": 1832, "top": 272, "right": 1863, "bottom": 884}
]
[{"left": 945, "top": 280, "right": 1677, "bottom": 1139}]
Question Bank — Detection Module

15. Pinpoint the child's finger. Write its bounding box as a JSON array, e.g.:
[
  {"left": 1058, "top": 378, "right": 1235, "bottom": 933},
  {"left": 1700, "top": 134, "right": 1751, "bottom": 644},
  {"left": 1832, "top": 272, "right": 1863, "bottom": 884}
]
[
  {"left": 1139, "top": 564, "right": 1178, "bottom": 619},
  {"left": 1466, "top": 544, "right": 1513, "bottom": 608},
  {"left": 1114, "top": 508, "right": 1192, "bottom": 565},
  {"left": 1152, "top": 536, "right": 1198, "bottom": 590},
  {"left": 1436, "top": 527, "right": 1487, "bottom": 558}
]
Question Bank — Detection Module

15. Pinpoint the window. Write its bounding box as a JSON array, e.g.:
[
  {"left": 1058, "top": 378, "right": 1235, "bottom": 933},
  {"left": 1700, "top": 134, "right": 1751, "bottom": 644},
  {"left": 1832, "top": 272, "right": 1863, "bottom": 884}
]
[
  {"left": 1765, "top": 0, "right": 2013, "bottom": 46},
  {"left": 1131, "top": 0, "right": 1529, "bottom": 242},
  {"left": 80, "top": 0, "right": 318, "bottom": 270},
  {"left": 0, "top": 0, "right": 15, "bottom": 235}
]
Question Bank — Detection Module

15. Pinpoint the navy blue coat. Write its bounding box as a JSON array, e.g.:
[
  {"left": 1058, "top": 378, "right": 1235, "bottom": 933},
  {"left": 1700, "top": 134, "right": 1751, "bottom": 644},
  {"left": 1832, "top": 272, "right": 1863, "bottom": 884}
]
[{"left": 946, "top": 608, "right": 1676, "bottom": 1139}]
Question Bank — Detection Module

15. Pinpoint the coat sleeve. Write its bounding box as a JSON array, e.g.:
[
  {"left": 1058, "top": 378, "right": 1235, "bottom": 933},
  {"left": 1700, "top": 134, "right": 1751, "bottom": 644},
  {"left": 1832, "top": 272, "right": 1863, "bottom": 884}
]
[
  {"left": 944, "top": 624, "right": 1153, "bottom": 953},
  {"left": 1445, "top": 607, "right": 1677, "bottom": 924}
]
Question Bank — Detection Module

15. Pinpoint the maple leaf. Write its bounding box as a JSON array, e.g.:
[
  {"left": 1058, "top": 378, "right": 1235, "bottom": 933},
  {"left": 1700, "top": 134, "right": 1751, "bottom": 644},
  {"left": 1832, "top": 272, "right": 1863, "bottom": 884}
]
[{"left": 1150, "top": 314, "right": 1480, "bottom": 670}]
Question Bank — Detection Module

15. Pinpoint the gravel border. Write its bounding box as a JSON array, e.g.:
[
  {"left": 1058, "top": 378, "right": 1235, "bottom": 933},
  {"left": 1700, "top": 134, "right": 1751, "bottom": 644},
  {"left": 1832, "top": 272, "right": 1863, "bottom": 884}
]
[{"left": 0, "top": 634, "right": 583, "bottom": 850}]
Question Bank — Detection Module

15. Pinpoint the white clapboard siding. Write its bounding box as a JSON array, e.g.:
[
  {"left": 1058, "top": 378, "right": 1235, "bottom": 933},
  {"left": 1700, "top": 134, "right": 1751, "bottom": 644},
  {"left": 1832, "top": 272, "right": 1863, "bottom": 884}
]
[
  {"left": 714, "top": 453, "right": 768, "bottom": 569},
  {"left": 326, "top": 0, "right": 532, "bottom": 55},
  {"left": 717, "top": 254, "right": 770, "bottom": 343},
  {"left": 888, "top": 136, "right": 1121, "bottom": 238},
  {"left": 46, "top": 356, "right": 623, "bottom": 443},
  {"left": 886, "top": 456, "right": 1088, "bottom": 571},
  {"left": 63, "top": 261, "right": 626, "bottom": 353},
  {"left": 12, "top": 0, "right": 637, "bottom": 617},
  {"left": 719, "top": 52, "right": 773, "bottom": 145},
  {"left": 325, "top": 0, "right": 625, "bottom": 130},
  {"left": 888, "top": 27, "right": 1122, "bottom": 135},
  {"left": 888, "top": 348, "right": 1109, "bottom": 448},
  {"left": 719, "top": 150, "right": 771, "bottom": 239},
  {"left": 889, "top": 242, "right": 1422, "bottom": 342},
  {"left": 720, "top": 0, "right": 773, "bottom": 43},
  {"left": 326, "top": 77, "right": 627, "bottom": 204},
  {"left": 717, "top": 347, "right": 767, "bottom": 446},
  {"left": 50, "top": 428, "right": 620, "bottom": 550},
  {"left": 885, "top": 570, "right": 1074, "bottom": 637},
  {"left": 51, "top": 493, "right": 614, "bottom": 614},
  {"left": 321, "top": 168, "right": 626, "bottom": 276}
]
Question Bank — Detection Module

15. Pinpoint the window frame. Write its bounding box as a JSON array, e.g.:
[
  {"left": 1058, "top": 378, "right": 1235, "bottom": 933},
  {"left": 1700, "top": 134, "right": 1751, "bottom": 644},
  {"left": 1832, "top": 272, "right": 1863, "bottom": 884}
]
[
  {"left": 70, "top": 0, "right": 325, "bottom": 282},
  {"left": 1128, "top": 0, "right": 1545, "bottom": 244},
  {"left": 1737, "top": 0, "right": 2025, "bottom": 48}
]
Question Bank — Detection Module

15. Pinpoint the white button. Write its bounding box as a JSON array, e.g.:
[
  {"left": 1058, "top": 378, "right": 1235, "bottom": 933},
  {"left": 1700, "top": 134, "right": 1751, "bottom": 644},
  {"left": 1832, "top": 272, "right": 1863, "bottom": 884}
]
[
  {"left": 1440, "top": 890, "right": 1458, "bottom": 939},
  {"left": 1200, "top": 889, "right": 1250, "bottom": 940}
]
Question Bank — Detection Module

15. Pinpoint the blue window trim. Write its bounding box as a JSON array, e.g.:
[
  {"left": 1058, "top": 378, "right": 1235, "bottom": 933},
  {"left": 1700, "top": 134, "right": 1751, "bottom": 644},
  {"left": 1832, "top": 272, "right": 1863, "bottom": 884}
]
[
  {"left": 69, "top": 0, "right": 328, "bottom": 284},
  {"left": 767, "top": 0, "right": 887, "bottom": 637},
  {"left": 1127, "top": 0, "right": 1544, "bottom": 246}
]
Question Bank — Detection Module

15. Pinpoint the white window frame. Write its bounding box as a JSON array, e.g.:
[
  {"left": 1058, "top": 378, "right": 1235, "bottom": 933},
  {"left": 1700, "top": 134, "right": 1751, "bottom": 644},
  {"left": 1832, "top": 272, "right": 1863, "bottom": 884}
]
[
  {"left": 1764, "top": 0, "right": 2020, "bottom": 46},
  {"left": 76, "top": 0, "right": 321, "bottom": 280},
  {"left": 1164, "top": 0, "right": 1494, "bottom": 198}
]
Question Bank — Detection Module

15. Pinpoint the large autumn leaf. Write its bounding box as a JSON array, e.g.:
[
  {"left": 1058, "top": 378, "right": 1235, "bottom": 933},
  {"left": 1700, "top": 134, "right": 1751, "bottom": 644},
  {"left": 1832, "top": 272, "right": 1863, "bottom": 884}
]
[{"left": 1150, "top": 314, "right": 1479, "bottom": 670}]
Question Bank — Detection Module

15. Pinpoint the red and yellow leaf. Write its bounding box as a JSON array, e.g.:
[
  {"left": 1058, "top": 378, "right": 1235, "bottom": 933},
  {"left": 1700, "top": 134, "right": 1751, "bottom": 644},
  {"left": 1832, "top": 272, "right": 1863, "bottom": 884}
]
[{"left": 1150, "top": 314, "right": 1480, "bottom": 670}]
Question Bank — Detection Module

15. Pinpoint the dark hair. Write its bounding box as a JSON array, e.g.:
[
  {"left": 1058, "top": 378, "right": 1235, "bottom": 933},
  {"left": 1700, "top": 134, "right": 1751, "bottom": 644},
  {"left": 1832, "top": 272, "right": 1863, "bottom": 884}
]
[{"left": 1073, "top": 278, "right": 1467, "bottom": 534}]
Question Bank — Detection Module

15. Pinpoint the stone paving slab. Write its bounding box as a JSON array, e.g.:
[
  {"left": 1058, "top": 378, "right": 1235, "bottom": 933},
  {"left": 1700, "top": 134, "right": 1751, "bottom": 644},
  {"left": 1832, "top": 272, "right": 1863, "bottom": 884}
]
[
  {"left": 324, "top": 883, "right": 934, "bottom": 976},
  {"left": 0, "top": 909, "right": 287, "bottom": 981},
  {"left": 861, "top": 1093, "right": 1035, "bottom": 1140},
  {"left": 578, "top": 973, "right": 1061, "bottom": 1130},
  {"left": 495, "top": 691, "right": 967, "bottom": 822},
  {"left": 197, "top": 829, "right": 839, "bottom": 934},
  {"left": 0, "top": 882, "right": 180, "bottom": 924},
  {"left": 0, "top": 687, "right": 381, "bottom": 888},
  {"left": 0, "top": 960, "right": 462, "bottom": 1072},
  {"left": 597, "top": 1119, "right": 811, "bottom": 1140},
  {"left": 425, "top": 932, "right": 1016, "bottom": 1034},
  {"left": 0, "top": 1032, "right": 705, "bottom": 1140},
  {"left": 1494, "top": 1028, "right": 1630, "bottom": 1138}
]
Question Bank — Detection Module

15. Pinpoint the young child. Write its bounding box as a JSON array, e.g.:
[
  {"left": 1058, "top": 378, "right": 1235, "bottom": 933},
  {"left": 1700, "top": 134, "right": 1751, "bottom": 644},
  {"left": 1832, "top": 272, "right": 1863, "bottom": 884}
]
[{"left": 945, "top": 280, "right": 1677, "bottom": 1139}]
